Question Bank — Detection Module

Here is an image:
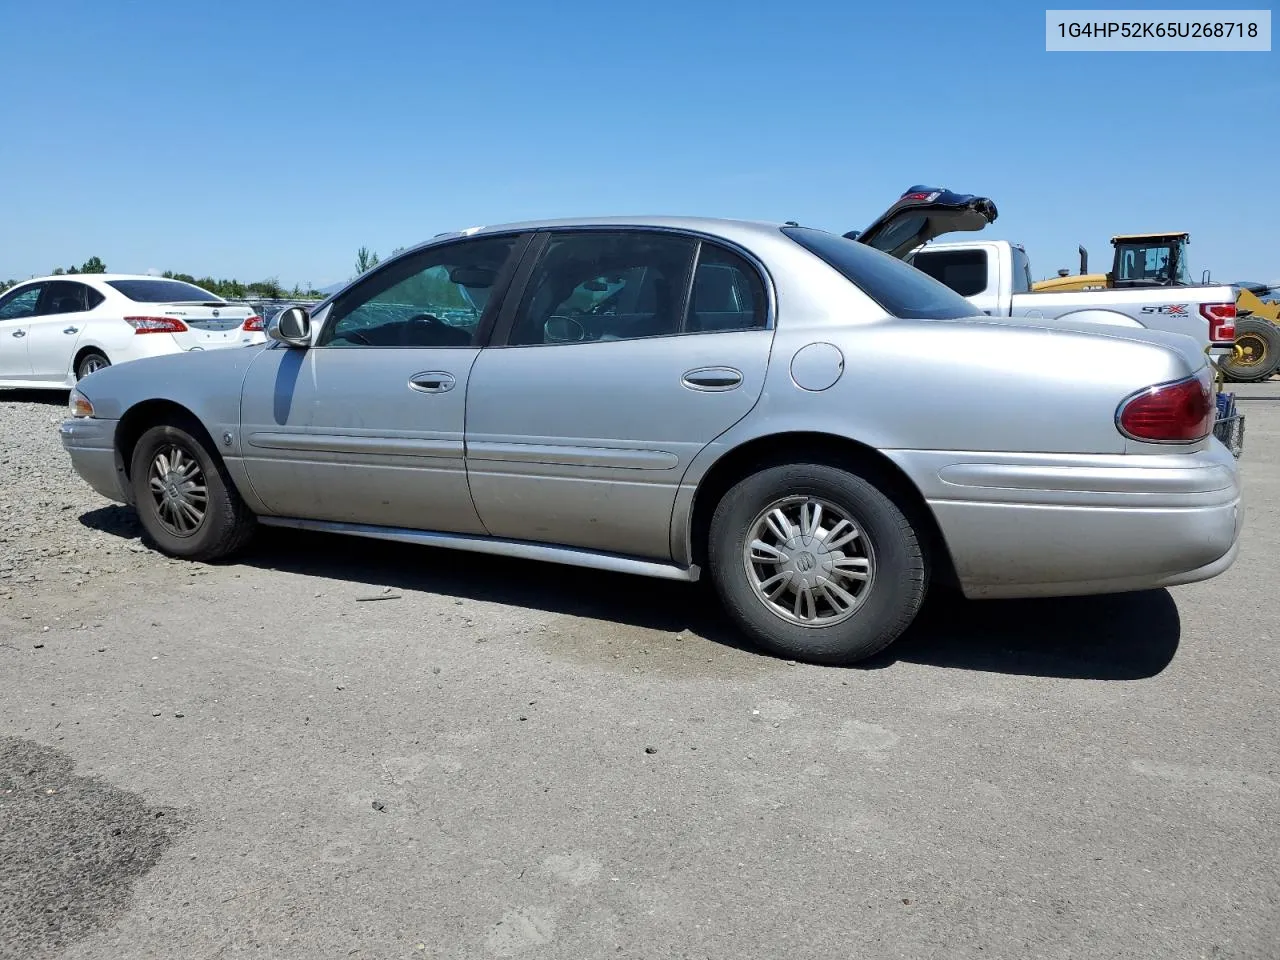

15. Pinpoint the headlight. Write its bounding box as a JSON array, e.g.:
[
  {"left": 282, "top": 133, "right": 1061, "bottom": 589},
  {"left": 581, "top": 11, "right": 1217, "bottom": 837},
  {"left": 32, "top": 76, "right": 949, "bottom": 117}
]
[{"left": 69, "top": 389, "right": 95, "bottom": 418}]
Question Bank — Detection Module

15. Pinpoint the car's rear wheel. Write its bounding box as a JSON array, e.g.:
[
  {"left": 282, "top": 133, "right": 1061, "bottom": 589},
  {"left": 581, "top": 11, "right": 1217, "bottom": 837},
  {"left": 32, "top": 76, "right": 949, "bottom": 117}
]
[
  {"left": 708, "top": 463, "right": 927, "bottom": 665},
  {"left": 76, "top": 351, "right": 109, "bottom": 380},
  {"left": 129, "top": 419, "right": 256, "bottom": 561}
]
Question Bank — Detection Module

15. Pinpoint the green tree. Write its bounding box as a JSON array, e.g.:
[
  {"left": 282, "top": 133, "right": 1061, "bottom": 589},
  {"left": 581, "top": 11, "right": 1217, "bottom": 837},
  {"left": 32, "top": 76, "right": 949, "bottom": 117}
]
[
  {"left": 79, "top": 256, "right": 106, "bottom": 274},
  {"left": 355, "top": 247, "right": 380, "bottom": 274},
  {"left": 52, "top": 267, "right": 65, "bottom": 275}
]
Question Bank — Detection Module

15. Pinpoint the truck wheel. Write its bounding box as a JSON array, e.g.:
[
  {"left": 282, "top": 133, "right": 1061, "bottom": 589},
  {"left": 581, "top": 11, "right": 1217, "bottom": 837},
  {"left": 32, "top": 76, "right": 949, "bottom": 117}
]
[
  {"left": 707, "top": 463, "right": 928, "bottom": 665},
  {"left": 129, "top": 419, "right": 257, "bottom": 561},
  {"left": 1220, "top": 318, "right": 1280, "bottom": 382}
]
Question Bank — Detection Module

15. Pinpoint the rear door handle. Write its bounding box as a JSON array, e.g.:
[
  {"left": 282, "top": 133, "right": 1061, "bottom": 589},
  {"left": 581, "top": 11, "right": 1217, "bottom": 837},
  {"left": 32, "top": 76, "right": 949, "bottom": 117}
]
[
  {"left": 64, "top": 326, "right": 79, "bottom": 334},
  {"left": 681, "top": 366, "right": 743, "bottom": 391},
  {"left": 409, "top": 371, "right": 456, "bottom": 394},
  {"left": 11, "top": 330, "right": 26, "bottom": 338}
]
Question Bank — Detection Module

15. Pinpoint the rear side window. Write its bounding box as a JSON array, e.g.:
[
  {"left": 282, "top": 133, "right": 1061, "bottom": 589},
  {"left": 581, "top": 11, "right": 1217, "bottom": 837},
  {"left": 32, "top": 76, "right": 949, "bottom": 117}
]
[
  {"left": 42, "top": 280, "right": 104, "bottom": 314},
  {"left": 781, "top": 226, "right": 978, "bottom": 320},
  {"left": 506, "top": 231, "right": 698, "bottom": 345},
  {"left": 106, "top": 279, "right": 222, "bottom": 303},
  {"left": 911, "top": 248, "right": 991, "bottom": 297}
]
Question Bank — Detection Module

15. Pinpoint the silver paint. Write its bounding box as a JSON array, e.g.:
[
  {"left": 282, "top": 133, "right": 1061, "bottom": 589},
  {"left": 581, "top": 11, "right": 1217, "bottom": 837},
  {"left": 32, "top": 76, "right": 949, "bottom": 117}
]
[{"left": 59, "top": 214, "right": 1242, "bottom": 600}]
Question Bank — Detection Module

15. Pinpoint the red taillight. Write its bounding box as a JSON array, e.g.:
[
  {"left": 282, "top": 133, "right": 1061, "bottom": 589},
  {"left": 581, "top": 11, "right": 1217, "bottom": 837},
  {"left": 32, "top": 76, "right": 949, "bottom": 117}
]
[
  {"left": 1199, "top": 302, "right": 1236, "bottom": 342},
  {"left": 124, "top": 316, "right": 189, "bottom": 334},
  {"left": 1117, "top": 375, "right": 1213, "bottom": 443},
  {"left": 242, "top": 315, "right": 264, "bottom": 332}
]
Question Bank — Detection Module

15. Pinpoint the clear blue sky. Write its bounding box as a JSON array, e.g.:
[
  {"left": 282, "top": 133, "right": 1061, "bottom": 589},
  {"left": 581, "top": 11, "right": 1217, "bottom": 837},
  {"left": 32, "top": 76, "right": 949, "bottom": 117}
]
[{"left": 1, "top": 0, "right": 1275, "bottom": 288}]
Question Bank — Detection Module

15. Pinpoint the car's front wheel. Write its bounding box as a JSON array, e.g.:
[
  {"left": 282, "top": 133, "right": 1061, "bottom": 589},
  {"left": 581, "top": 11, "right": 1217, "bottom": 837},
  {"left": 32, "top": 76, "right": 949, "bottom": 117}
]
[
  {"left": 129, "top": 419, "right": 256, "bottom": 561},
  {"left": 708, "top": 463, "right": 927, "bottom": 665}
]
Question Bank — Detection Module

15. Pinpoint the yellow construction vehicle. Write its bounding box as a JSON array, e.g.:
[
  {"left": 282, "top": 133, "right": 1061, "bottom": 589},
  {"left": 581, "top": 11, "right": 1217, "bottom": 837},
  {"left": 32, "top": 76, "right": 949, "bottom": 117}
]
[{"left": 1033, "top": 232, "right": 1280, "bottom": 381}]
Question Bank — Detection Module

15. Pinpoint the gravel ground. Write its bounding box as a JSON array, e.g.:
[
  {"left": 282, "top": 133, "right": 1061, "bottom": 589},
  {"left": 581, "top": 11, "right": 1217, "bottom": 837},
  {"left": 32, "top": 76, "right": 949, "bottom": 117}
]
[
  {"left": 0, "top": 391, "right": 148, "bottom": 600},
  {"left": 2, "top": 388, "right": 1278, "bottom": 960}
]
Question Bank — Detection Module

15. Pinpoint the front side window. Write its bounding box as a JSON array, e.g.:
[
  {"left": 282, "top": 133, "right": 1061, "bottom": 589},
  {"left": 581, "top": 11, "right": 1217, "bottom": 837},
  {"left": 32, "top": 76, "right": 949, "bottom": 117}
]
[
  {"left": 320, "top": 236, "right": 520, "bottom": 348},
  {"left": 0, "top": 284, "right": 44, "bottom": 321},
  {"left": 783, "top": 226, "right": 978, "bottom": 320},
  {"left": 507, "top": 231, "right": 697, "bottom": 346}
]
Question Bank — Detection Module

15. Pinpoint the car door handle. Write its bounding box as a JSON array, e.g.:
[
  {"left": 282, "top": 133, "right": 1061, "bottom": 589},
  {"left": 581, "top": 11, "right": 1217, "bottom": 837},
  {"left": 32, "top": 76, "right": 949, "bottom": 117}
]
[
  {"left": 681, "top": 366, "right": 743, "bottom": 391},
  {"left": 408, "top": 371, "right": 456, "bottom": 394},
  {"left": 11, "top": 330, "right": 26, "bottom": 338},
  {"left": 64, "top": 326, "right": 79, "bottom": 334}
]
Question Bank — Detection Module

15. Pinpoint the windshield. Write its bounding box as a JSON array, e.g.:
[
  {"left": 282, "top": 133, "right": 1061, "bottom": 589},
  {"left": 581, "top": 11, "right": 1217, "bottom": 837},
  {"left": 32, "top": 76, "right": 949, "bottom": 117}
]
[
  {"left": 106, "top": 279, "right": 223, "bottom": 303},
  {"left": 781, "top": 226, "right": 980, "bottom": 320}
]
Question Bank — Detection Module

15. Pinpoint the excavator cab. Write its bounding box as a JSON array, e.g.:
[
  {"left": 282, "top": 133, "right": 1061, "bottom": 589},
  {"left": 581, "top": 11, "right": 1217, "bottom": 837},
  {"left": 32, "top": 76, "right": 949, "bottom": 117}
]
[{"left": 1110, "top": 233, "right": 1192, "bottom": 287}]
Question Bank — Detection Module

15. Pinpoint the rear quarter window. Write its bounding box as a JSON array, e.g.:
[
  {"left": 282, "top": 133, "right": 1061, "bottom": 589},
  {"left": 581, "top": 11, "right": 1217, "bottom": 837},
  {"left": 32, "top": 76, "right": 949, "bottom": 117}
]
[{"left": 781, "top": 227, "right": 979, "bottom": 321}]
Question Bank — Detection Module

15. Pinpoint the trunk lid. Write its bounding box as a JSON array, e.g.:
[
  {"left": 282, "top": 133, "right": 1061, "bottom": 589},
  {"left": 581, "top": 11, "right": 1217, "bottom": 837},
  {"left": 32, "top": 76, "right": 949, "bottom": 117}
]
[
  {"left": 157, "top": 302, "right": 259, "bottom": 349},
  {"left": 847, "top": 186, "right": 999, "bottom": 260},
  {"left": 941, "top": 311, "right": 1210, "bottom": 374}
]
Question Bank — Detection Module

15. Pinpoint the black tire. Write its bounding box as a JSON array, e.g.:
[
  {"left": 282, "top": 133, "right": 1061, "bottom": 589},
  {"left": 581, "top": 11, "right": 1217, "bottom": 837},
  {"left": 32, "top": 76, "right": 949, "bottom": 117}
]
[
  {"left": 1220, "top": 318, "right": 1280, "bottom": 383},
  {"left": 75, "top": 350, "right": 110, "bottom": 381},
  {"left": 129, "top": 418, "right": 256, "bottom": 561},
  {"left": 707, "top": 463, "right": 927, "bottom": 665}
]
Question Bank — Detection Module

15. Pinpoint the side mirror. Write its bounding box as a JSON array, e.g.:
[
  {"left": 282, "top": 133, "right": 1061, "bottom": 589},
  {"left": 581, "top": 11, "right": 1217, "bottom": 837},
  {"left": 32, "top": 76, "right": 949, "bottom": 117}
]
[
  {"left": 267, "top": 306, "right": 312, "bottom": 347},
  {"left": 544, "top": 315, "right": 586, "bottom": 343}
]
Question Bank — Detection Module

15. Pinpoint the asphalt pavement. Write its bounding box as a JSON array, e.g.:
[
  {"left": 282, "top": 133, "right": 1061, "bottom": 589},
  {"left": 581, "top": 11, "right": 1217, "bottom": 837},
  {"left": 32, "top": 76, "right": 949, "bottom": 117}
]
[{"left": 2, "top": 395, "right": 1277, "bottom": 960}]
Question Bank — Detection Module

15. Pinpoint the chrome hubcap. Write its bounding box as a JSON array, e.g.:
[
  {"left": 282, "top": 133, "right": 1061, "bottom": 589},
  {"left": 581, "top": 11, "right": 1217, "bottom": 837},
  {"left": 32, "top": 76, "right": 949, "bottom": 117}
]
[
  {"left": 148, "top": 445, "right": 208, "bottom": 536},
  {"left": 743, "top": 496, "right": 875, "bottom": 627},
  {"left": 81, "top": 356, "right": 106, "bottom": 375}
]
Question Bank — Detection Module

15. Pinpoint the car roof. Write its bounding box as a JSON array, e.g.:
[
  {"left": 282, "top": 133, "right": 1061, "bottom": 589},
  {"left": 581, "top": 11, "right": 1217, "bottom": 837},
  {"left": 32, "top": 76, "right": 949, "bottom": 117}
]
[
  {"left": 467, "top": 214, "right": 787, "bottom": 233},
  {"left": 12, "top": 273, "right": 194, "bottom": 285},
  {"left": 430, "top": 215, "right": 797, "bottom": 246}
]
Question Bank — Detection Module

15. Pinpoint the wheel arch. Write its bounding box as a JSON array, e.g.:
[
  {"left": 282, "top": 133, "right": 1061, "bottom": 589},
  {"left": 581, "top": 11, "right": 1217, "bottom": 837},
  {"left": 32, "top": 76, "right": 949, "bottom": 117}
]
[
  {"left": 72, "top": 343, "right": 109, "bottom": 377},
  {"left": 115, "top": 399, "right": 219, "bottom": 484},
  {"left": 682, "top": 431, "right": 960, "bottom": 592}
]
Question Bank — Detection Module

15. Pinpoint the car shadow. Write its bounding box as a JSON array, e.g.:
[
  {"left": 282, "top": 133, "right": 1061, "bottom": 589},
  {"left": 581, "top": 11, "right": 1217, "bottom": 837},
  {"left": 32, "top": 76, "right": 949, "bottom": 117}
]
[
  {"left": 78, "top": 507, "right": 1180, "bottom": 680},
  {"left": 1, "top": 388, "right": 69, "bottom": 406}
]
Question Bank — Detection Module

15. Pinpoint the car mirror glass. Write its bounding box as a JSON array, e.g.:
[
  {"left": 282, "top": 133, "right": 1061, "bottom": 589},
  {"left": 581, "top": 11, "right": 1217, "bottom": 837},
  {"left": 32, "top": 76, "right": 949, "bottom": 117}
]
[{"left": 267, "top": 306, "right": 312, "bottom": 347}]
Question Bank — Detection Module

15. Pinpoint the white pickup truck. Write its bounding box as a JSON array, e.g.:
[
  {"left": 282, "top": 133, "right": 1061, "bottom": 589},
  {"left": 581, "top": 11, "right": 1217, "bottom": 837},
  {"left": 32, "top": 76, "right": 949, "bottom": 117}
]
[
  {"left": 846, "top": 186, "right": 1245, "bottom": 455},
  {"left": 907, "top": 238, "right": 1240, "bottom": 356}
]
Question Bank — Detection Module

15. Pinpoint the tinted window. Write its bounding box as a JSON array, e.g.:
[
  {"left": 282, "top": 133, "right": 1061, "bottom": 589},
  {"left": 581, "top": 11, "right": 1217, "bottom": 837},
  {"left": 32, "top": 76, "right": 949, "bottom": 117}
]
[
  {"left": 107, "top": 279, "right": 222, "bottom": 303},
  {"left": 0, "top": 284, "right": 43, "bottom": 321},
  {"left": 507, "top": 231, "right": 697, "bottom": 346},
  {"left": 42, "top": 280, "right": 101, "bottom": 314},
  {"left": 781, "top": 226, "right": 978, "bottom": 320},
  {"left": 320, "top": 236, "right": 520, "bottom": 348},
  {"left": 911, "top": 248, "right": 990, "bottom": 297},
  {"left": 687, "top": 244, "right": 767, "bottom": 332}
]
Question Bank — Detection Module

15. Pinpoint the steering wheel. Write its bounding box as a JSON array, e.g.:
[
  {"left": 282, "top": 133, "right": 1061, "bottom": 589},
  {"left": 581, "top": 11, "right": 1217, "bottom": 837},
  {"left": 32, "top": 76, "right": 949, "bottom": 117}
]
[{"left": 406, "top": 313, "right": 448, "bottom": 329}]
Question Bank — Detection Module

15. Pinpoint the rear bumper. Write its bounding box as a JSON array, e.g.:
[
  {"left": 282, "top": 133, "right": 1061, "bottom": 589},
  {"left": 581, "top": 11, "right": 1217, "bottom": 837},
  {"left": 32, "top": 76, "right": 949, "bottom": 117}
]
[
  {"left": 889, "top": 444, "right": 1242, "bottom": 599},
  {"left": 58, "top": 417, "right": 128, "bottom": 504}
]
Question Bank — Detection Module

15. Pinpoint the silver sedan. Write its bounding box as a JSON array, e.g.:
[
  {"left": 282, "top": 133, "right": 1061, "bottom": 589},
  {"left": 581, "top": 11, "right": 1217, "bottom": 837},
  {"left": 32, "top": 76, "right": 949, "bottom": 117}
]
[{"left": 59, "top": 206, "right": 1242, "bottom": 664}]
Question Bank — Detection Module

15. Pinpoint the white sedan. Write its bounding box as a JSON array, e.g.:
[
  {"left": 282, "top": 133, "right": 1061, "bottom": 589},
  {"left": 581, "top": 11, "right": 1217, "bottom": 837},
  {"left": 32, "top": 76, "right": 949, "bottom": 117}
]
[{"left": 0, "top": 274, "right": 267, "bottom": 389}]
